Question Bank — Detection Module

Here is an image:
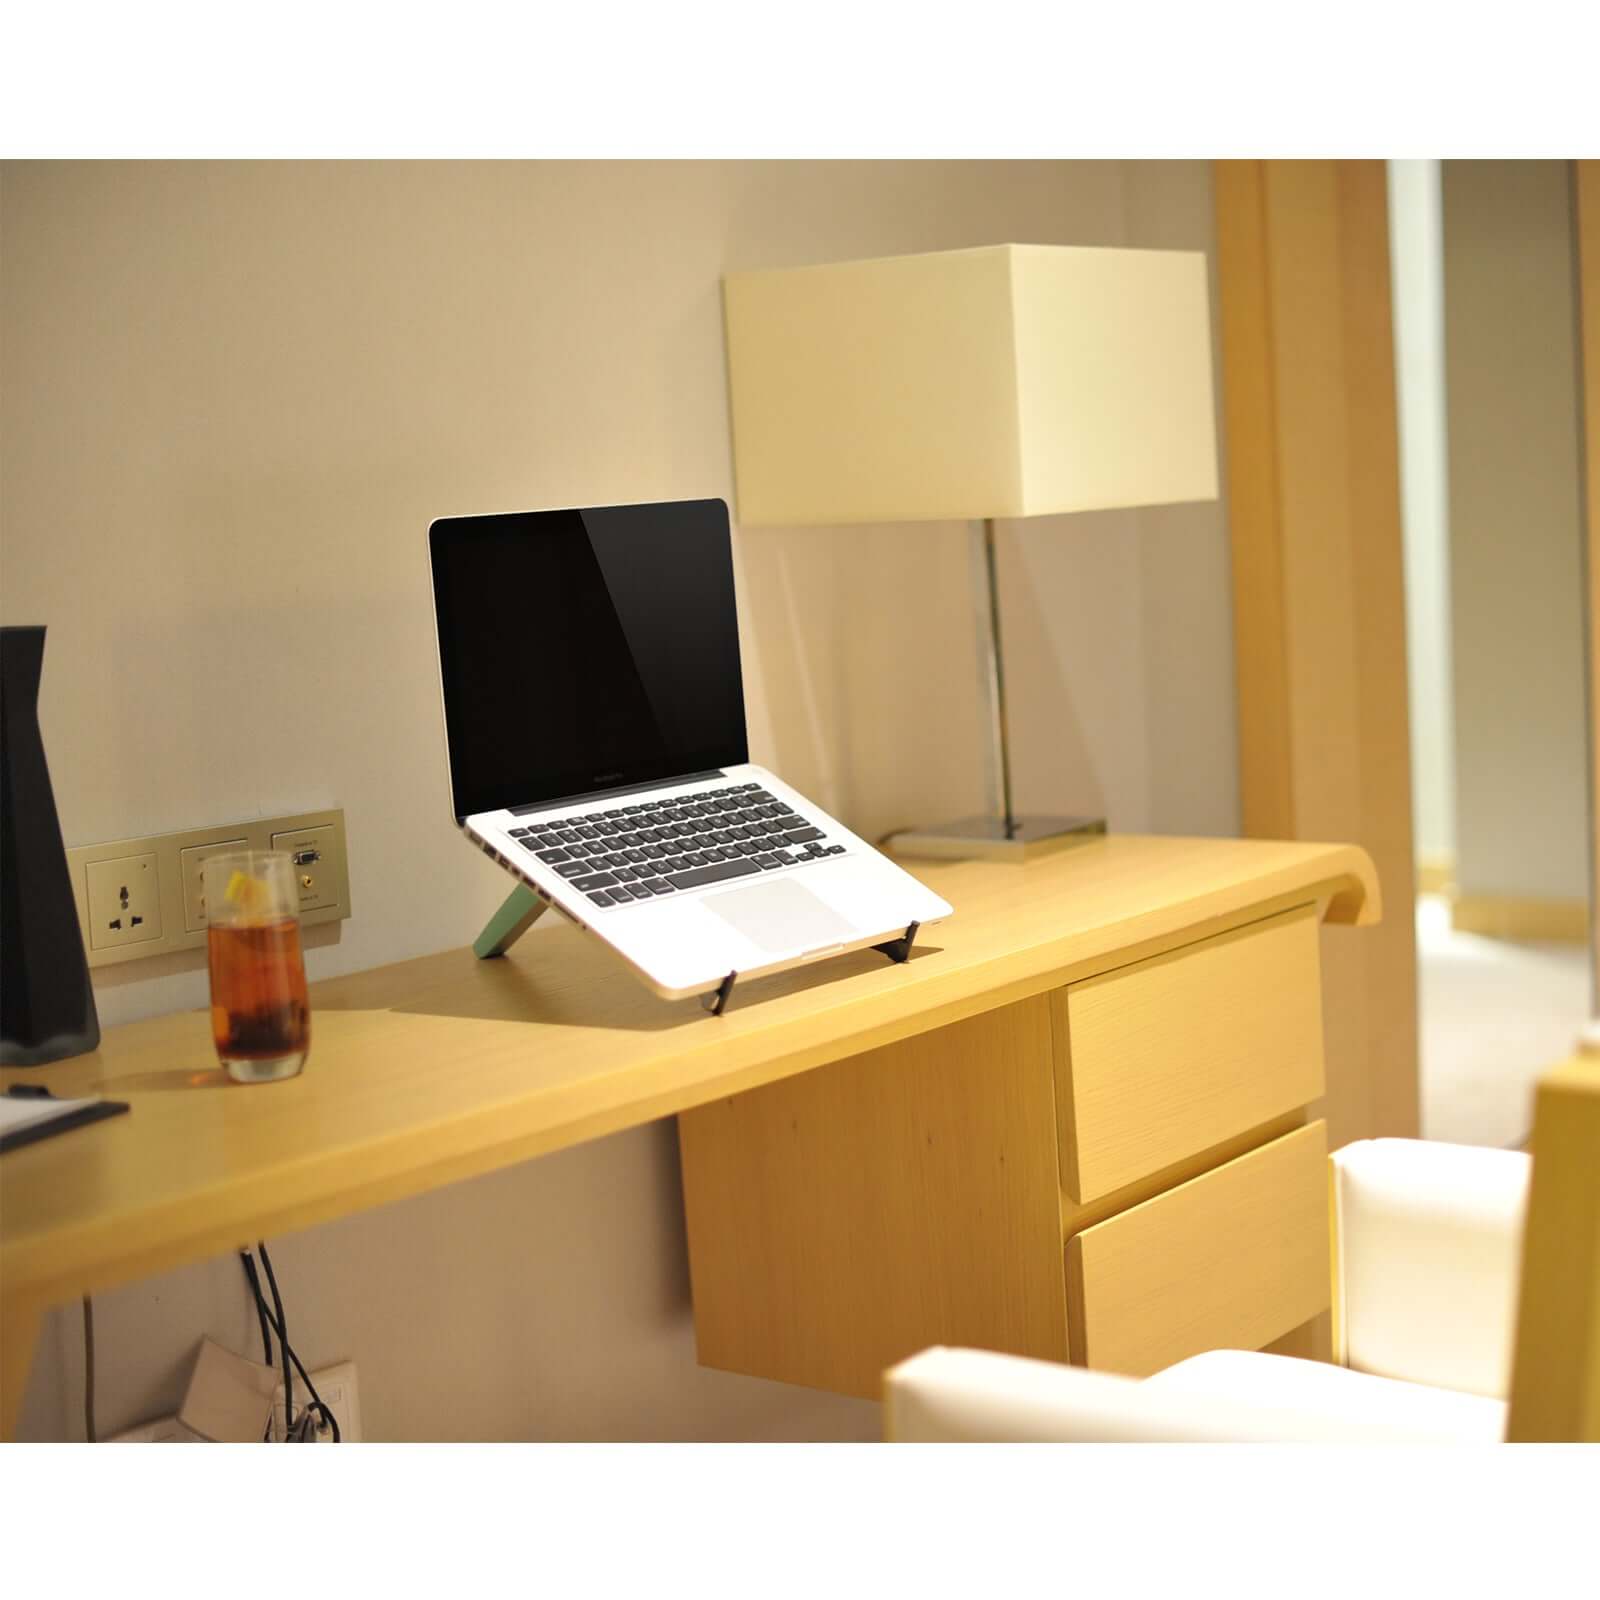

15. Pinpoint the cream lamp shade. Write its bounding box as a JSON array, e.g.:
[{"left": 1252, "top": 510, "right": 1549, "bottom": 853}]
[
  {"left": 722, "top": 242, "right": 1220, "bottom": 859},
  {"left": 723, "top": 242, "right": 1219, "bottom": 527}
]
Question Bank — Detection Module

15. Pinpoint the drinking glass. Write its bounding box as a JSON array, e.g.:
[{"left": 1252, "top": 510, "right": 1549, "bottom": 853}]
[{"left": 203, "top": 850, "right": 310, "bottom": 1083}]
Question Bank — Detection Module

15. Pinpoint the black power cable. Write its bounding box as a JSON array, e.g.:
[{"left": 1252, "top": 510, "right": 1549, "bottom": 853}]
[
  {"left": 236, "top": 1246, "right": 342, "bottom": 1442},
  {"left": 257, "top": 1242, "right": 294, "bottom": 1436},
  {"left": 238, "top": 1250, "right": 275, "bottom": 1366}
]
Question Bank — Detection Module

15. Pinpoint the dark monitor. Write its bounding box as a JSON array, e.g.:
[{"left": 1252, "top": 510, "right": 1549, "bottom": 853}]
[{"left": 429, "top": 499, "right": 748, "bottom": 820}]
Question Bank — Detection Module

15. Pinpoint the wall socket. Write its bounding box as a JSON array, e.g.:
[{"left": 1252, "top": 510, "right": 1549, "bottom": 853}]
[
  {"left": 85, "top": 852, "right": 163, "bottom": 950},
  {"left": 269, "top": 1360, "right": 362, "bottom": 1442},
  {"left": 108, "top": 1360, "right": 362, "bottom": 1443},
  {"left": 67, "top": 809, "right": 350, "bottom": 969},
  {"left": 179, "top": 836, "right": 246, "bottom": 932}
]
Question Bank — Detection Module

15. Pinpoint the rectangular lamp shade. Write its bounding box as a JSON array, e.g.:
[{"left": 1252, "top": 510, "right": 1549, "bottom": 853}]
[{"left": 724, "top": 243, "right": 1219, "bottom": 526}]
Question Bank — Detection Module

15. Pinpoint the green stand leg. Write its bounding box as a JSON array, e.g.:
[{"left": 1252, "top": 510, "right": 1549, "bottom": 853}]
[{"left": 473, "top": 884, "right": 548, "bottom": 959}]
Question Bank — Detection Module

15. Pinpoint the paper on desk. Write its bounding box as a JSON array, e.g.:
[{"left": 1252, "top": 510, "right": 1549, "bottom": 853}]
[{"left": 0, "top": 1092, "right": 103, "bottom": 1138}]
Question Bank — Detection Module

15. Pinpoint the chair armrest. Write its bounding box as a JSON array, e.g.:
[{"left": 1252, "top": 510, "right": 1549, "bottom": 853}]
[
  {"left": 1332, "top": 1139, "right": 1530, "bottom": 1398},
  {"left": 883, "top": 1347, "right": 1503, "bottom": 1441}
]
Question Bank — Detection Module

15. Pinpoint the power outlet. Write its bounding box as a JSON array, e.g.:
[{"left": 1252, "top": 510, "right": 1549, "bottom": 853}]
[
  {"left": 67, "top": 809, "right": 350, "bottom": 968},
  {"left": 85, "top": 853, "right": 162, "bottom": 950},
  {"left": 268, "top": 1360, "right": 362, "bottom": 1442},
  {"left": 179, "top": 837, "right": 247, "bottom": 932}
]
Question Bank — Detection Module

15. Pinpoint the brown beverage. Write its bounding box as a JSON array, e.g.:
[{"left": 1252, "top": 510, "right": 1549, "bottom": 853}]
[{"left": 208, "top": 917, "right": 310, "bottom": 1074}]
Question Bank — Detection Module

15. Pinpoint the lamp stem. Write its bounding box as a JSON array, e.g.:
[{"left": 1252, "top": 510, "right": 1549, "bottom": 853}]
[{"left": 976, "top": 517, "right": 1017, "bottom": 839}]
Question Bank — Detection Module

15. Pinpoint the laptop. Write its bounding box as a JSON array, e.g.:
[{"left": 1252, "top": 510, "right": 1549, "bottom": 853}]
[{"left": 428, "top": 498, "right": 952, "bottom": 1003}]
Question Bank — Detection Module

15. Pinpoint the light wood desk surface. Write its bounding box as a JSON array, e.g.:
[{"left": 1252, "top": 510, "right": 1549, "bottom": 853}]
[{"left": 1, "top": 835, "right": 1377, "bottom": 1432}]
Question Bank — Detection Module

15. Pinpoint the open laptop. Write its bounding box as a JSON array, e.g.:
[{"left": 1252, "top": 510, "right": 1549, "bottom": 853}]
[{"left": 428, "top": 498, "right": 952, "bottom": 1003}]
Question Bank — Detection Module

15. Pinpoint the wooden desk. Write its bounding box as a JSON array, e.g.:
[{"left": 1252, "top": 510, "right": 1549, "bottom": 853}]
[{"left": 1, "top": 835, "right": 1378, "bottom": 1435}]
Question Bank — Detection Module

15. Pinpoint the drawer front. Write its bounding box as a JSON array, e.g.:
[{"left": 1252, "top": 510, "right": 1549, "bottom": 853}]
[
  {"left": 1053, "top": 904, "right": 1324, "bottom": 1203},
  {"left": 1065, "top": 1121, "right": 1329, "bottom": 1377}
]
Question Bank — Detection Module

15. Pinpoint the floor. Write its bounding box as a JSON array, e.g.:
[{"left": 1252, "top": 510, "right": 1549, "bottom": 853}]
[{"left": 1415, "top": 894, "right": 1591, "bottom": 1149}]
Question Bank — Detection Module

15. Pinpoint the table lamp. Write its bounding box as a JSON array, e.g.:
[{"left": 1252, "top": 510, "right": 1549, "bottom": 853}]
[{"left": 723, "top": 243, "right": 1219, "bottom": 860}]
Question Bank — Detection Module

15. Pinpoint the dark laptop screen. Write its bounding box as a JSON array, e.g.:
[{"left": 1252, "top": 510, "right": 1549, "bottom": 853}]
[{"left": 430, "top": 499, "right": 748, "bottom": 819}]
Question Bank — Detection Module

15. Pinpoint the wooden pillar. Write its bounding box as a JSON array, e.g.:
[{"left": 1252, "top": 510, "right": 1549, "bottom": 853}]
[{"left": 1214, "top": 160, "right": 1420, "bottom": 1147}]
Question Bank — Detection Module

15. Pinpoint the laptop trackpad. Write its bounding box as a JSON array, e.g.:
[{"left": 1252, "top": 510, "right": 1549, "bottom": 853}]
[{"left": 702, "top": 878, "right": 856, "bottom": 956}]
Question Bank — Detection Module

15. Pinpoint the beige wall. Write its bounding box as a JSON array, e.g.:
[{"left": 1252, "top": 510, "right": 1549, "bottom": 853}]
[
  {"left": 1444, "top": 160, "right": 1588, "bottom": 905},
  {"left": 1, "top": 160, "right": 1235, "bottom": 1440}
]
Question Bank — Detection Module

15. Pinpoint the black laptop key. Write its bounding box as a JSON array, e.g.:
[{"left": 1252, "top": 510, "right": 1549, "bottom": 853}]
[
  {"left": 587, "top": 891, "right": 614, "bottom": 907},
  {"left": 641, "top": 878, "right": 673, "bottom": 894},
  {"left": 784, "top": 827, "right": 824, "bottom": 844},
  {"left": 555, "top": 861, "right": 590, "bottom": 878},
  {"left": 666, "top": 858, "right": 761, "bottom": 890},
  {"left": 572, "top": 872, "right": 618, "bottom": 891},
  {"left": 537, "top": 848, "right": 571, "bottom": 863},
  {"left": 509, "top": 827, "right": 532, "bottom": 838},
  {"left": 753, "top": 853, "right": 782, "bottom": 869}
]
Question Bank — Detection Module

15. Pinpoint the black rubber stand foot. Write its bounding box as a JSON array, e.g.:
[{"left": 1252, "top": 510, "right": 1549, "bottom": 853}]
[
  {"left": 702, "top": 971, "right": 737, "bottom": 1016},
  {"left": 873, "top": 920, "right": 921, "bottom": 964}
]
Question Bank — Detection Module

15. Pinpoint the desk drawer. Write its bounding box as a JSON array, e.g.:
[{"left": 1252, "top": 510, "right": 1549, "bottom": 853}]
[
  {"left": 1065, "top": 1120, "right": 1328, "bottom": 1376},
  {"left": 1053, "top": 905, "right": 1324, "bottom": 1202}
]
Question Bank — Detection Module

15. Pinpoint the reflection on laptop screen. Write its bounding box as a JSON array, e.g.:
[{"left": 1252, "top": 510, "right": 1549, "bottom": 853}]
[{"left": 430, "top": 499, "right": 748, "bottom": 819}]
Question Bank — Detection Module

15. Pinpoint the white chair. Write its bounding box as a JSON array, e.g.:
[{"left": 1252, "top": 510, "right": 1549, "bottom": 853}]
[{"left": 885, "top": 1055, "right": 1600, "bottom": 1442}]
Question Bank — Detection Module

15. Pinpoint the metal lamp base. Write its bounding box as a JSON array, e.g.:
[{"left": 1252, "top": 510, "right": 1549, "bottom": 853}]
[{"left": 884, "top": 814, "right": 1107, "bottom": 863}]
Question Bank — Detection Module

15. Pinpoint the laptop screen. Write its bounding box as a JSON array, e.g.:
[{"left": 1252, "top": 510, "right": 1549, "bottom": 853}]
[{"left": 429, "top": 499, "right": 749, "bottom": 820}]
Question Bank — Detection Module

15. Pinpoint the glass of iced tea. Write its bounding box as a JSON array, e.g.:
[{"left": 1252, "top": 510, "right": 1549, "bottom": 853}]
[{"left": 204, "top": 851, "right": 309, "bottom": 1084}]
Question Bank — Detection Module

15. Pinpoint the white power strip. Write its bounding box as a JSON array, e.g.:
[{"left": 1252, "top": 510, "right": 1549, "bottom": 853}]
[
  {"left": 110, "top": 1415, "right": 206, "bottom": 1443},
  {"left": 267, "top": 1360, "right": 362, "bottom": 1442},
  {"left": 106, "top": 1361, "right": 362, "bottom": 1442}
]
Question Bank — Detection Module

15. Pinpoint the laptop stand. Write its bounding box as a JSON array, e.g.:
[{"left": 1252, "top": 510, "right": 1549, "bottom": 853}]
[
  {"left": 473, "top": 884, "right": 548, "bottom": 959},
  {"left": 474, "top": 886, "right": 922, "bottom": 1019}
]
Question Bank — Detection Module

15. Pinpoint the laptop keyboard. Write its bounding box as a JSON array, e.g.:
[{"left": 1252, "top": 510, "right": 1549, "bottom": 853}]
[{"left": 506, "top": 782, "right": 845, "bottom": 910}]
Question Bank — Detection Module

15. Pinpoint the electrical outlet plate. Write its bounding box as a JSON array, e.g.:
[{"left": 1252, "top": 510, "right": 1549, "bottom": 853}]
[
  {"left": 270, "top": 822, "right": 346, "bottom": 918},
  {"left": 67, "top": 809, "right": 350, "bottom": 968},
  {"left": 106, "top": 1360, "right": 361, "bottom": 1443},
  {"left": 180, "top": 836, "right": 247, "bottom": 932},
  {"left": 85, "top": 851, "right": 163, "bottom": 950},
  {"left": 268, "top": 1360, "right": 362, "bottom": 1442}
]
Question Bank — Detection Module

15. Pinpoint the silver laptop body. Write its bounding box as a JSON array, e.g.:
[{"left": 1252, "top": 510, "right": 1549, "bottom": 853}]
[{"left": 429, "top": 498, "right": 951, "bottom": 1002}]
